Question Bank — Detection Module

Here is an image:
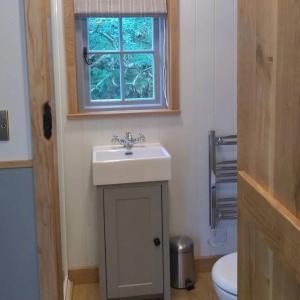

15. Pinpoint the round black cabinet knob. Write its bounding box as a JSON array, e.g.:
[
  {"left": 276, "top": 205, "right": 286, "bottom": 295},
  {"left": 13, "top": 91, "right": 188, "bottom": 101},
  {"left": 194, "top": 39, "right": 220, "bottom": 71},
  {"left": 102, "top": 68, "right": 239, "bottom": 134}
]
[{"left": 154, "top": 238, "right": 161, "bottom": 247}]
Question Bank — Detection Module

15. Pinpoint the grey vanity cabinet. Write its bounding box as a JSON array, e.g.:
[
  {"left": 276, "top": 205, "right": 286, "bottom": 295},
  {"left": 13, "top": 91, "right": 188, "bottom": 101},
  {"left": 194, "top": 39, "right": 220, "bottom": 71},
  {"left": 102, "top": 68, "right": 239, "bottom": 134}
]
[{"left": 98, "top": 182, "right": 170, "bottom": 300}]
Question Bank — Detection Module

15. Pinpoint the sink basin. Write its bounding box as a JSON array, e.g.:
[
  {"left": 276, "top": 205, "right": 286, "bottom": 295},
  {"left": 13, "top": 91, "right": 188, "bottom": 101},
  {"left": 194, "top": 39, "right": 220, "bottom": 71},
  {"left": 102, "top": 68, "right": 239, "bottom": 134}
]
[{"left": 93, "top": 143, "right": 171, "bottom": 186}]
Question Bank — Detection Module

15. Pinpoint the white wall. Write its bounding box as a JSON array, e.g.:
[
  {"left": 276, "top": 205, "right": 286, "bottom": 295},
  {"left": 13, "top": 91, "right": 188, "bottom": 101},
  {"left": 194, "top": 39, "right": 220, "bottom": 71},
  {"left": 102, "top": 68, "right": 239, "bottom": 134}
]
[
  {"left": 0, "top": 0, "right": 32, "bottom": 161},
  {"left": 56, "top": 0, "right": 237, "bottom": 268},
  {"left": 0, "top": 1, "right": 40, "bottom": 299}
]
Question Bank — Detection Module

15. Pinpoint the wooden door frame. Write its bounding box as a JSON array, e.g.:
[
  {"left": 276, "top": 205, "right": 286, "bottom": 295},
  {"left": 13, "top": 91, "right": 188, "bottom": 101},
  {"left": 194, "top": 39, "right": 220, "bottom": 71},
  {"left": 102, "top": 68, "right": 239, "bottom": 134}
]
[{"left": 24, "top": 0, "right": 64, "bottom": 299}]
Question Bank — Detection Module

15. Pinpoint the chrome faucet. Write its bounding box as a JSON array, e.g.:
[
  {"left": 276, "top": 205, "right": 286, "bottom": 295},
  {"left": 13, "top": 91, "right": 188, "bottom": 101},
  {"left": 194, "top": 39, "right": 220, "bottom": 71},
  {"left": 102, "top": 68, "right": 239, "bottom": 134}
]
[{"left": 112, "top": 132, "right": 146, "bottom": 154}]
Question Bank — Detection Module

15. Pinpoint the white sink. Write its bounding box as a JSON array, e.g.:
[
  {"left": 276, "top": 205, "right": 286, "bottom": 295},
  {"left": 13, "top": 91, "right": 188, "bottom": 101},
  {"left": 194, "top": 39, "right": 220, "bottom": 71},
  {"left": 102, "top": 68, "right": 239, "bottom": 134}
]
[{"left": 93, "top": 143, "right": 171, "bottom": 186}]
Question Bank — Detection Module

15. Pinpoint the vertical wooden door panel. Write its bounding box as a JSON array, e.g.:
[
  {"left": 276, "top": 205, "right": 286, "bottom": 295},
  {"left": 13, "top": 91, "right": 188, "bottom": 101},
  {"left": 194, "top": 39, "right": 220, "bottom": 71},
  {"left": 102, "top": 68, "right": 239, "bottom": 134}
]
[
  {"left": 24, "top": 0, "right": 63, "bottom": 299},
  {"left": 273, "top": 0, "right": 300, "bottom": 214},
  {"left": 238, "top": 0, "right": 278, "bottom": 186},
  {"left": 238, "top": 0, "right": 300, "bottom": 298}
]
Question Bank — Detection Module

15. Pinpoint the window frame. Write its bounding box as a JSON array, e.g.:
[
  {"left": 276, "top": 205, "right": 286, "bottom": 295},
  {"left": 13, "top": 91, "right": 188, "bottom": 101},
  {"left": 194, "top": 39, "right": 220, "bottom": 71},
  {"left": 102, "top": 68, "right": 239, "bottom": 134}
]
[
  {"left": 76, "top": 16, "right": 167, "bottom": 111},
  {"left": 64, "top": 0, "right": 180, "bottom": 118}
]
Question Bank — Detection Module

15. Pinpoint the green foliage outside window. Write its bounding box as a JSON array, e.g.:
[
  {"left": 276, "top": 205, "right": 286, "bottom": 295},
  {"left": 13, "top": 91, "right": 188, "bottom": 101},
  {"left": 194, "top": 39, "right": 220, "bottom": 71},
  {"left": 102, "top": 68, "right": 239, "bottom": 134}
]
[{"left": 87, "top": 17, "right": 155, "bottom": 102}]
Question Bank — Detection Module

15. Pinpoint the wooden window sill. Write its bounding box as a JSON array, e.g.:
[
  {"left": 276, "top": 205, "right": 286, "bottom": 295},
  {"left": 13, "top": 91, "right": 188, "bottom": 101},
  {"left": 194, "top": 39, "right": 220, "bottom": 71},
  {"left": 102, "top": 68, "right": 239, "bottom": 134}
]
[{"left": 67, "top": 109, "right": 181, "bottom": 119}]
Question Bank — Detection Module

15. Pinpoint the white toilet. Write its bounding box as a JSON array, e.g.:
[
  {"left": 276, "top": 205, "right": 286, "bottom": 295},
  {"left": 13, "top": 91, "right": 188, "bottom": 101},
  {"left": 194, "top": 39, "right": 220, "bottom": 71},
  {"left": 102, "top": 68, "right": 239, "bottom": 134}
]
[{"left": 212, "top": 252, "right": 237, "bottom": 300}]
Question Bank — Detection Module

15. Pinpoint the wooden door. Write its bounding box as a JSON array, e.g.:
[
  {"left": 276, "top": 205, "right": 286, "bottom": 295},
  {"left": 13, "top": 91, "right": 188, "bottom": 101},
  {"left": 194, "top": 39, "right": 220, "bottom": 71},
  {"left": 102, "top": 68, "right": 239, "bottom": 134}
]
[
  {"left": 238, "top": 0, "right": 300, "bottom": 299},
  {"left": 104, "top": 185, "right": 164, "bottom": 299},
  {"left": 24, "top": 0, "right": 63, "bottom": 299}
]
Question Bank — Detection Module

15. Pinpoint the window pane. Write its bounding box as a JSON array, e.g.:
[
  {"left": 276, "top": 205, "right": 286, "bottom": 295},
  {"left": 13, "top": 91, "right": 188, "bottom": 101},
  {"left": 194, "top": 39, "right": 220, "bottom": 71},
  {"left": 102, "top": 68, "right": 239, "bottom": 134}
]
[
  {"left": 88, "top": 18, "right": 120, "bottom": 51},
  {"left": 123, "top": 54, "right": 154, "bottom": 100},
  {"left": 90, "top": 54, "right": 121, "bottom": 101},
  {"left": 122, "top": 18, "right": 153, "bottom": 51}
]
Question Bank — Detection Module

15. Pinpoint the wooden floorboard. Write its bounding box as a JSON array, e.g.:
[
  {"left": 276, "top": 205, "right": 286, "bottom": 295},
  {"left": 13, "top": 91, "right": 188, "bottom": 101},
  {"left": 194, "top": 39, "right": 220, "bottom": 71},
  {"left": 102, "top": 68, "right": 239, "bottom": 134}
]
[
  {"left": 72, "top": 283, "right": 100, "bottom": 300},
  {"left": 72, "top": 272, "right": 218, "bottom": 300}
]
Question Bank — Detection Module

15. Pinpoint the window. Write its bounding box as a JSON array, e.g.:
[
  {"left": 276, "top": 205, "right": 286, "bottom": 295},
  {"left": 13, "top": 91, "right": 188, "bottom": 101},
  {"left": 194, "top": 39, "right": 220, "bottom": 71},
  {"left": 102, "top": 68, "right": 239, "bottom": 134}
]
[
  {"left": 76, "top": 16, "right": 167, "bottom": 111},
  {"left": 64, "top": 0, "right": 179, "bottom": 117}
]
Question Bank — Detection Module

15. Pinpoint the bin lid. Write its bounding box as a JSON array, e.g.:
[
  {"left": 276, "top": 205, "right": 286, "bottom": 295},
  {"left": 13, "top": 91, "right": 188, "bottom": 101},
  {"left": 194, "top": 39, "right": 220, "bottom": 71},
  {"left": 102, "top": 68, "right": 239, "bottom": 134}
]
[{"left": 170, "top": 236, "right": 194, "bottom": 254}]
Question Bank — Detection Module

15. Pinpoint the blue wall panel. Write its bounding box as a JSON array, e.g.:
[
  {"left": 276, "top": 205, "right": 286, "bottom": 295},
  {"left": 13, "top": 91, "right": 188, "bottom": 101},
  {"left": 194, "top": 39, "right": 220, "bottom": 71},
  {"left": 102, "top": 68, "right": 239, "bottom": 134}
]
[{"left": 0, "top": 168, "right": 39, "bottom": 300}]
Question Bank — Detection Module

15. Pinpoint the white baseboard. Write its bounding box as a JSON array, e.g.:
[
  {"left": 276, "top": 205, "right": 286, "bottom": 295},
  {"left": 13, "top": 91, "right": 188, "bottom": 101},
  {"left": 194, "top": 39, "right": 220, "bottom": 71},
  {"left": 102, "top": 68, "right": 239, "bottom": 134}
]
[
  {"left": 63, "top": 275, "right": 68, "bottom": 298},
  {"left": 64, "top": 276, "right": 73, "bottom": 300}
]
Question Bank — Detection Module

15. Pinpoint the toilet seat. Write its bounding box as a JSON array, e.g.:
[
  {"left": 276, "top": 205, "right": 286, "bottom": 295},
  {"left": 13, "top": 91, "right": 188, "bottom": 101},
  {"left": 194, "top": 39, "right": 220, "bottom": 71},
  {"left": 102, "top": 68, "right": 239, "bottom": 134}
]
[{"left": 212, "top": 252, "right": 237, "bottom": 296}]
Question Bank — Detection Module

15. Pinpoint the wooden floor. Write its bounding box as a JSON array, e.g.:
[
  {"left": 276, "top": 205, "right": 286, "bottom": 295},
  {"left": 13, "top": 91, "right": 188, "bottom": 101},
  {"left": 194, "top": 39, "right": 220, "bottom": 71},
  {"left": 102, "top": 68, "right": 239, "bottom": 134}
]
[{"left": 72, "top": 273, "right": 218, "bottom": 300}]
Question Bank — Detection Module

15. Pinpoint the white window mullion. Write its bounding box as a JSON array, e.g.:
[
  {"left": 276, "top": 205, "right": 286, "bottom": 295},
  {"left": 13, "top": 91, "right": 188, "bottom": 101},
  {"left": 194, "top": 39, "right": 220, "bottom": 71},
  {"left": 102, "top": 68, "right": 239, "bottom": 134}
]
[{"left": 119, "top": 18, "right": 126, "bottom": 103}]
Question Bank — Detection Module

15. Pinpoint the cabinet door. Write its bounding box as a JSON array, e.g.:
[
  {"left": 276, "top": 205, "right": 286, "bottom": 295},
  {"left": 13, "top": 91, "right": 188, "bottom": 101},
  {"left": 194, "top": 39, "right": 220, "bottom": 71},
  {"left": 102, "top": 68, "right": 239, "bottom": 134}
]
[{"left": 104, "top": 185, "right": 163, "bottom": 299}]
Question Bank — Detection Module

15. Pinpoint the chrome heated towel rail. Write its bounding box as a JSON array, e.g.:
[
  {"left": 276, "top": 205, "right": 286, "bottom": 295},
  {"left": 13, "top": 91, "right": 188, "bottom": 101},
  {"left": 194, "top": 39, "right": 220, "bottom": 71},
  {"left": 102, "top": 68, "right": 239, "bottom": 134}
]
[{"left": 209, "top": 131, "right": 237, "bottom": 229}]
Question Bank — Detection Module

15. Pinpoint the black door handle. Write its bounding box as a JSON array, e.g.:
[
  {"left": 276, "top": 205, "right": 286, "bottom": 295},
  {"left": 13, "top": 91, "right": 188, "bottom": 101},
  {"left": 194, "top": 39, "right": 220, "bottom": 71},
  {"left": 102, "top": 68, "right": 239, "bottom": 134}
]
[
  {"left": 154, "top": 238, "right": 161, "bottom": 247},
  {"left": 43, "top": 102, "right": 52, "bottom": 140}
]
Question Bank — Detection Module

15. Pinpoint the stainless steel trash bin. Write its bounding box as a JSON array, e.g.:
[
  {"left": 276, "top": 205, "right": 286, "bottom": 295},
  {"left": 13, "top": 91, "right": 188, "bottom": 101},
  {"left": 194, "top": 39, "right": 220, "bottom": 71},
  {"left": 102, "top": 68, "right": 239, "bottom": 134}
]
[{"left": 170, "top": 236, "right": 195, "bottom": 290}]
